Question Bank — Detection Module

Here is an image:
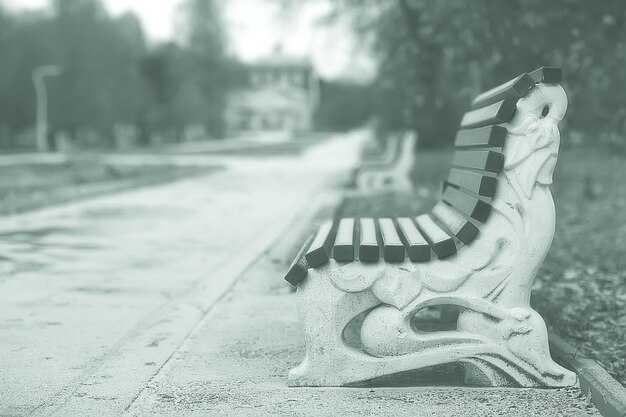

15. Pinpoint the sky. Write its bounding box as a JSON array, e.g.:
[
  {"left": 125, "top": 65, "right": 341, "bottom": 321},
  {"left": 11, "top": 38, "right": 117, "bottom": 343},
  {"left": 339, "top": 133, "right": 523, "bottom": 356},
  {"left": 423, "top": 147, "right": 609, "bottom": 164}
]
[{"left": 1, "top": 0, "right": 376, "bottom": 81}]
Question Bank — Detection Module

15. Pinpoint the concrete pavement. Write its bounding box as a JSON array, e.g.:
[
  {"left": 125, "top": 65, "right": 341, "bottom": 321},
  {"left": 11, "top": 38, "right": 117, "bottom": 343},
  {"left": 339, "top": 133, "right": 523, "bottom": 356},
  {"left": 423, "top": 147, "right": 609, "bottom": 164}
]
[{"left": 0, "top": 131, "right": 363, "bottom": 416}]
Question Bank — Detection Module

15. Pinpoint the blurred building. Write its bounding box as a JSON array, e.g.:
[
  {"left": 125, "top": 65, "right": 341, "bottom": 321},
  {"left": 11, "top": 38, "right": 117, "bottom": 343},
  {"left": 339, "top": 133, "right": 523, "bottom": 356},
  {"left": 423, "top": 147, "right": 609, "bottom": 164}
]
[{"left": 225, "top": 53, "right": 319, "bottom": 135}]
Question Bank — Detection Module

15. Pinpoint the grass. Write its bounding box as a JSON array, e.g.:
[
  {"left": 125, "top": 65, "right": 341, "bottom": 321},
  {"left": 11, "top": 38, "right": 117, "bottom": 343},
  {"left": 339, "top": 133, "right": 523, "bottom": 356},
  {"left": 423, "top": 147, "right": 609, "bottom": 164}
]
[
  {"left": 339, "top": 146, "right": 626, "bottom": 387},
  {"left": 0, "top": 159, "right": 220, "bottom": 215}
]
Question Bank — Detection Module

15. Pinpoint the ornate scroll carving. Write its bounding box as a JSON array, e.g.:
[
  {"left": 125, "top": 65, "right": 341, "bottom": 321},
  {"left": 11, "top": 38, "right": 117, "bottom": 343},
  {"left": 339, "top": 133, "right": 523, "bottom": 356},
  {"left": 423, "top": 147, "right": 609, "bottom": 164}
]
[{"left": 288, "top": 84, "right": 576, "bottom": 388}]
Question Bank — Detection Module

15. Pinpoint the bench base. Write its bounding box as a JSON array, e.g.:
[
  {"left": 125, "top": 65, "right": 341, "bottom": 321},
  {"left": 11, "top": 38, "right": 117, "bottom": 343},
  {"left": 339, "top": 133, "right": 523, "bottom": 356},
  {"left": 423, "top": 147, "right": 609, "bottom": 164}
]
[{"left": 288, "top": 262, "right": 577, "bottom": 388}]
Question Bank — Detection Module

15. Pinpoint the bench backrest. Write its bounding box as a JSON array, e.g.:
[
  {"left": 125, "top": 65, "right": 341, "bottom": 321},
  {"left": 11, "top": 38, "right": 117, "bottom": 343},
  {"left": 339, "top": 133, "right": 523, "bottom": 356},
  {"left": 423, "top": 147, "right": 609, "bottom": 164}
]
[
  {"left": 438, "top": 67, "right": 562, "bottom": 245},
  {"left": 285, "top": 67, "right": 563, "bottom": 286},
  {"left": 361, "top": 134, "right": 401, "bottom": 164}
]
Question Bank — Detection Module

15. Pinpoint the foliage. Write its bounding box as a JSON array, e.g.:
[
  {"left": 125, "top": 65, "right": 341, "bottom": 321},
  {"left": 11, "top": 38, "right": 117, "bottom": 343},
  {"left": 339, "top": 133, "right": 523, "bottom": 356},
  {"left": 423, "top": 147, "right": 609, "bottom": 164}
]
[
  {"left": 335, "top": 0, "right": 626, "bottom": 148},
  {"left": 314, "top": 80, "right": 374, "bottom": 131},
  {"left": 0, "top": 0, "right": 240, "bottom": 147},
  {"left": 48, "top": 0, "right": 147, "bottom": 142}
]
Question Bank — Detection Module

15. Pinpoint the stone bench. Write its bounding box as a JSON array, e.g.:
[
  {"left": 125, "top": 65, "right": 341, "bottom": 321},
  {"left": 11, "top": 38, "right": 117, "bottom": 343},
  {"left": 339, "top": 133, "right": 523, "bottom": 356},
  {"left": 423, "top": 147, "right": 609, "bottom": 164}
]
[
  {"left": 283, "top": 67, "right": 577, "bottom": 388},
  {"left": 354, "top": 132, "right": 416, "bottom": 193},
  {"left": 359, "top": 132, "right": 395, "bottom": 160}
]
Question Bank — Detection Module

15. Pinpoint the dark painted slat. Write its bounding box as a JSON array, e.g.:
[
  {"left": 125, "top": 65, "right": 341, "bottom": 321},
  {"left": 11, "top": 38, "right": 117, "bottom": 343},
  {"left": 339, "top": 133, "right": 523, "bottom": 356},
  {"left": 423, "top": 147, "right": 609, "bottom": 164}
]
[
  {"left": 396, "top": 217, "right": 430, "bottom": 262},
  {"left": 284, "top": 235, "right": 313, "bottom": 286},
  {"left": 455, "top": 125, "right": 507, "bottom": 148},
  {"left": 359, "top": 218, "right": 379, "bottom": 262},
  {"left": 452, "top": 150, "right": 504, "bottom": 173},
  {"left": 443, "top": 186, "right": 492, "bottom": 223},
  {"left": 378, "top": 218, "right": 405, "bottom": 262},
  {"left": 471, "top": 73, "right": 534, "bottom": 109},
  {"left": 334, "top": 218, "right": 355, "bottom": 262},
  {"left": 529, "top": 66, "right": 562, "bottom": 84},
  {"left": 460, "top": 99, "right": 517, "bottom": 129},
  {"left": 446, "top": 168, "right": 498, "bottom": 197},
  {"left": 415, "top": 214, "right": 456, "bottom": 259},
  {"left": 305, "top": 220, "right": 335, "bottom": 267},
  {"left": 431, "top": 202, "right": 479, "bottom": 245}
]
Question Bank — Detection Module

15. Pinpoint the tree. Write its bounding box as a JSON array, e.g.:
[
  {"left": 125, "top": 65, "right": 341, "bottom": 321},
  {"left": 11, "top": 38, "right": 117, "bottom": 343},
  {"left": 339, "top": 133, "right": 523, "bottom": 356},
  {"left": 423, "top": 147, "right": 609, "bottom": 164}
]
[
  {"left": 315, "top": 80, "right": 373, "bottom": 131},
  {"left": 0, "top": 0, "right": 241, "bottom": 148},
  {"left": 48, "top": 0, "right": 148, "bottom": 142},
  {"left": 174, "top": 0, "right": 241, "bottom": 137},
  {"left": 332, "top": 0, "right": 626, "bottom": 149}
]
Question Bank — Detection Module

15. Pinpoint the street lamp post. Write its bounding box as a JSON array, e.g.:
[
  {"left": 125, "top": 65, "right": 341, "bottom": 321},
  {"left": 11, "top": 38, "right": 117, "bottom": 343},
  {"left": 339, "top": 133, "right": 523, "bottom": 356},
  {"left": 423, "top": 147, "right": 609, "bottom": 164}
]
[{"left": 32, "top": 65, "right": 62, "bottom": 152}]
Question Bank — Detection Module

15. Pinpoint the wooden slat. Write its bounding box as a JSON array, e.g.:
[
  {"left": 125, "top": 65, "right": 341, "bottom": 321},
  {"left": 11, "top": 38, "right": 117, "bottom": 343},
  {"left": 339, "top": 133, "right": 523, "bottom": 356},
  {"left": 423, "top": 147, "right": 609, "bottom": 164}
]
[
  {"left": 471, "top": 73, "right": 535, "bottom": 109},
  {"left": 415, "top": 214, "right": 456, "bottom": 259},
  {"left": 455, "top": 125, "right": 507, "bottom": 148},
  {"left": 358, "top": 218, "right": 379, "bottom": 262},
  {"left": 452, "top": 150, "right": 504, "bottom": 173},
  {"left": 446, "top": 168, "right": 498, "bottom": 197},
  {"left": 305, "top": 220, "right": 335, "bottom": 267},
  {"left": 529, "top": 66, "right": 561, "bottom": 84},
  {"left": 284, "top": 235, "right": 313, "bottom": 286},
  {"left": 442, "top": 186, "right": 492, "bottom": 223},
  {"left": 431, "top": 202, "right": 479, "bottom": 245},
  {"left": 396, "top": 217, "right": 430, "bottom": 262},
  {"left": 334, "top": 218, "right": 355, "bottom": 262},
  {"left": 378, "top": 218, "right": 405, "bottom": 262},
  {"left": 460, "top": 99, "right": 517, "bottom": 129}
]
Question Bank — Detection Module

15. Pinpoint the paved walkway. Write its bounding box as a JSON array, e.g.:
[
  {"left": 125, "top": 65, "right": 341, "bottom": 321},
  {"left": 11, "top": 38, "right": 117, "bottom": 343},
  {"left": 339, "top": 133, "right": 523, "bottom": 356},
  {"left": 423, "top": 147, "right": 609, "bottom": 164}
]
[{"left": 0, "top": 132, "right": 363, "bottom": 416}]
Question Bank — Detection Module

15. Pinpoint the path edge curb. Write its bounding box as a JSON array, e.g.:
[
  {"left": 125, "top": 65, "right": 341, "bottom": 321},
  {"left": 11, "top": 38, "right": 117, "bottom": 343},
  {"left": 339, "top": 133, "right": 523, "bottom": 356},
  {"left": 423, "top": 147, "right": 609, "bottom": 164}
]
[{"left": 550, "top": 333, "right": 626, "bottom": 417}]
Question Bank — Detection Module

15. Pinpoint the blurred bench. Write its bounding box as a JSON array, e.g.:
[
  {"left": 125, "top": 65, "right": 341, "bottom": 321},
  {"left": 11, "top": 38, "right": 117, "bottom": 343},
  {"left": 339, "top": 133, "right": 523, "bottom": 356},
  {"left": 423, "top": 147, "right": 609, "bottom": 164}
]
[
  {"left": 283, "top": 67, "right": 578, "bottom": 389},
  {"left": 355, "top": 132, "right": 416, "bottom": 193},
  {"left": 359, "top": 133, "right": 390, "bottom": 160}
]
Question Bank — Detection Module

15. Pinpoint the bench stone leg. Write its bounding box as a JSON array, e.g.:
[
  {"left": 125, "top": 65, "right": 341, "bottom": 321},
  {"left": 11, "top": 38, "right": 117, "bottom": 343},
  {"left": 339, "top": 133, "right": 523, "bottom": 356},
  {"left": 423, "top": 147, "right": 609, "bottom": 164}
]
[
  {"left": 457, "top": 308, "right": 574, "bottom": 387},
  {"left": 289, "top": 262, "right": 576, "bottom": 388},
  {"left": 288, "top": 265, "right": 381, "bottom": 387},
  {"left": 288, "top": 266, "right": 484, "bottom": 387},
  {"left": 463, "top": 359, "right": 511, "bottom": 386}
]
